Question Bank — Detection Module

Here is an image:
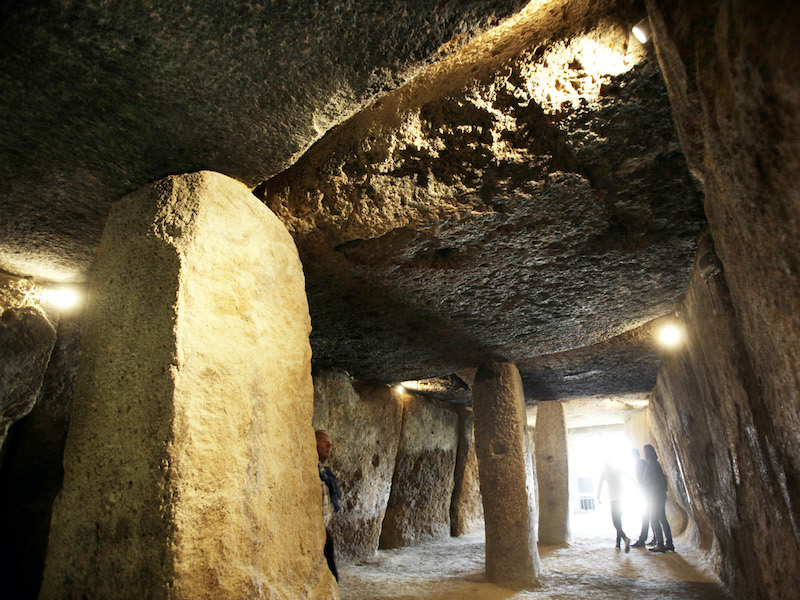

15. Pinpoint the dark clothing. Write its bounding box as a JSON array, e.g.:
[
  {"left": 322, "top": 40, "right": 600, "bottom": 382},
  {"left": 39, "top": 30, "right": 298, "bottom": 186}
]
[
  {"left": 643, "top": 458, "right": 672, "bottom": 547},
  {"left": 319, "top": 465, "right": 342, "bottom": 512},
  {"left": 318, "top": 465, "right": 342, "bottom": 581},
  {"left": 611, "top": 500, "right": 627, "bottom": 547},
  {"left": 635, "top": 457, "right": 650, "bottom": 543},
  {"left": 324, "top": 528, "right": 339, "bottom": 581}
]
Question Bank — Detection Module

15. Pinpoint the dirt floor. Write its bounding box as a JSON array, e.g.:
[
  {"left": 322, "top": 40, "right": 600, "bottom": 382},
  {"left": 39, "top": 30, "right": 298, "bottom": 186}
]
[{"left": 338, "top": 513, "right": 732, "bottom": 600}]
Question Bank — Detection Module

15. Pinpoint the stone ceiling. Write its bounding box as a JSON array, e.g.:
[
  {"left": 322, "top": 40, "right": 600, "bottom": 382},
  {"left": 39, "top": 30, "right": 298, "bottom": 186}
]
[{"left": 0, "top": 0, "right": 706, "bottom": 403}]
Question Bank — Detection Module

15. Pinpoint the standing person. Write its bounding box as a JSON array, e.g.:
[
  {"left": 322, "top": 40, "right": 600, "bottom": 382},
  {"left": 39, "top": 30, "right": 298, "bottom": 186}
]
[
  {"left": 316, "top": 430, "right": 342, "bottom": 580},
  {"left": 630, "top": 448, "right": 651, "bottom": 548},
  {"left": 642, "top": 444, "right": 674, "bottom": 553},
  {"left": 596, "top": 461, "right": 631, "bottom": 553}
]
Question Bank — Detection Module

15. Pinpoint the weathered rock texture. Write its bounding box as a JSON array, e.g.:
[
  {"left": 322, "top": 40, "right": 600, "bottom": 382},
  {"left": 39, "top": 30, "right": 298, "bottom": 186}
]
[
  {"left": 379, "top": 394, "right": 458, "bottom": 549},
  {"left": 645, "top": 1, "right": 800, "bottom": 598},
  {"left": 0, "top": 305, "right": 57, "bottom": 448},
  {"left": 472, "top": 362, "right": 541, "bottom": 583},
  {"left": 41, "top": 172, "right": 336, "bottom": 599},
  {"left": 450, "top": 407, "right": 484, "bottom": 536},
  {"left": 649, "top": 236, "right": 800, "bottom": 600},
  {"left": 263, "top": 1, "right": 705, "bottom": 382},
  {"left": 535, "top": 401, "right": 571, "bottom": 545},
  {"left": 0, "top": 0, "right": 524, "bottom": 281},
  {"left": 517, "top": 318, "right": 668, "bottom": 402},
  {"left": 0, "top": 315, "right": 82, "bottom": 600},
  {"left": 312, "top": 370, "right": 404, "bottom": 563}
]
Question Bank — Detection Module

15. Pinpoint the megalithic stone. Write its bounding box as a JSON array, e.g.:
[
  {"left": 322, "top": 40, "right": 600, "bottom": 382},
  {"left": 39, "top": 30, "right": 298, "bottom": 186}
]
[
  {"left": 535, "top": 400, "right": 571, "bottom": 545},
  {"left": 472, "top": 361, "right": 542, "bottom": 584},
  {"left": 41, "top": 172, "right": 337, "bottom": 599}
]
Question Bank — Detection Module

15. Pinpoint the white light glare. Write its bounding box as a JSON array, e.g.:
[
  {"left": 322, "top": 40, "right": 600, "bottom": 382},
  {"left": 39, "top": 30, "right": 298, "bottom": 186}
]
[
  {"left": 632, "top": 17, "right": 652, "bottom": 44},
  {"left": 42, "top": 286, "right": 83, "bottom": 311},
  {"left": 657, "top": 323, "right": 683, "bottom": 348},
  {"left": 395, "top": 385, "right": 406, "bottom": 394}
]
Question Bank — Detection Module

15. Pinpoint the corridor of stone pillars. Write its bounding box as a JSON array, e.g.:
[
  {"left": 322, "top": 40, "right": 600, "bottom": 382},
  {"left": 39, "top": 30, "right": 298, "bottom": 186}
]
[{"left": 1, "top": 0, "right": 799, "bottom": 599}]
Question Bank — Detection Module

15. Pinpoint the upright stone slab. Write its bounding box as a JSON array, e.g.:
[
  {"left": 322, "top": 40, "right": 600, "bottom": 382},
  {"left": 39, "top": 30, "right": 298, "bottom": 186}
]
[
  {"left": 534, "top": 401, "right": 571, "bottom": 545},
  {"left": 450, "top": 407, "right": 484, "bottom": 536},
  {"left": 379, "top": 394, "right": 458, "bottom": 549},
  {"left": 41, "top": 172, "right": 337, "bottom": 599},
  {"left": 472, "top": 362, "right": 541, "bottom": 584}
]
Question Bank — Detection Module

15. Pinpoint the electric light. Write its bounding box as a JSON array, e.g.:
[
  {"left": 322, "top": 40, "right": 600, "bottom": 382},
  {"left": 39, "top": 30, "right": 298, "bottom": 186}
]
[
  {"left": 41, "top": 285, "right": 83, "bottom": 311},
  {"left": 632, "top": 17, "right": 652, "bottom": 44},
  {"left": 395, "top": 384, "right": 405, "bottom": 394},
  {"left": 656, "top": 322, "right": 683, "bottom": 348}
]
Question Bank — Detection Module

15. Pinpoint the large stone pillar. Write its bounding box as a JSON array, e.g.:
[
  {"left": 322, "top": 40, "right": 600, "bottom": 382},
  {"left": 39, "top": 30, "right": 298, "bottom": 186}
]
[
  {"left": 41, "top": 172, "right": 336, "bottom": 599},
  {"left": 534, "top": 401, "right": 571, "bottom": 545},
  {"left": 472, "top": 362, "right": 541, "bottom": 584}
]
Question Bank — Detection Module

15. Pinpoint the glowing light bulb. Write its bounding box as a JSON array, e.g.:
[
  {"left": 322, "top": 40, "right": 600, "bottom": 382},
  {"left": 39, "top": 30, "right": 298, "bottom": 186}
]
[
  {"left": 42, "top": 286, "right": 83, "bottom": 311},
  {"left": 395, "top": 385, "right": 406, "bottom": 394},
  {"left": 632, "top": 18, "right": 652, "bottom": 44},
  {"left": 657, "top": 323, "right": 683, "bottom": 348}
]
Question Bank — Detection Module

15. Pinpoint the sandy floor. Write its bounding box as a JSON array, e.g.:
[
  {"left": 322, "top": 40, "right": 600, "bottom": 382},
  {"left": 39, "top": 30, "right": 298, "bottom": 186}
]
[{"left": 338, "top": 514, "right": 731, "bottom": 600}]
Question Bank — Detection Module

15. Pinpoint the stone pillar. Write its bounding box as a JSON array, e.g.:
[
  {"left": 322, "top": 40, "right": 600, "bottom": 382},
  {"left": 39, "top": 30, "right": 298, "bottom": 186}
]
[
  {"left": 41, "top": 172, "right": 337, "bottom": 599},
  {"left": 450, "top": 406, "right": 484, "bottom": 536},
  {"left": 534, "top": 401, "right": 571, "bottom": 545},
  {"left": 472, "top": 362, "right": 541, "bottom": 584}
]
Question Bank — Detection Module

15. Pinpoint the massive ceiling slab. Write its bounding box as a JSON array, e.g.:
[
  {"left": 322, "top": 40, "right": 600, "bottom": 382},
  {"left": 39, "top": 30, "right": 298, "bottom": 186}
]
[
  {"left": 0, "top": 0, "right": 525, "bottom": 281},
  {"left": 263, "top": 2, "right": 705, "bottom": 382}
]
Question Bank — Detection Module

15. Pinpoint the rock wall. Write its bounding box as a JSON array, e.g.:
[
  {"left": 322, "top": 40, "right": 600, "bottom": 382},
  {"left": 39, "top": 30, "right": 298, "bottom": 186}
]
[
  {"left": 450, "top": 406, "right": 484, "bottom": 536},
  {"left": 0, "top": 277, "right": 60, "bottom": 450},
  {"left": 650, "top": 236, "right": 800, "bottom": 600},
  {"left": 646, "top": 2, "right": 800, "bottom": 598},
  {"left": 41, "top": 172, "right": 336, "bottom": 599},
  {"left": 312, "top": 371, "right": 404, "bottom": 563},
  {"left": 0, "top": 315, "right": 81, "bottom": 599},
  {"left": 535, "top": 401, "right": 571, "bottom": 545},
  {"left": 379, "top": 394, "right": 458, "bottom": 549}
]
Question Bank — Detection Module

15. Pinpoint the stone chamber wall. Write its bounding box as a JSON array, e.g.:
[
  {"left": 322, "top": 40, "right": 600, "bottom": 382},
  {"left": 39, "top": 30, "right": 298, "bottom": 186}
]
[
  {"left": 643, "top": 2, "right": 800, "bottom": 599},
  {"left": 312, "top": 369, "right": 484, "bottom": 563}
]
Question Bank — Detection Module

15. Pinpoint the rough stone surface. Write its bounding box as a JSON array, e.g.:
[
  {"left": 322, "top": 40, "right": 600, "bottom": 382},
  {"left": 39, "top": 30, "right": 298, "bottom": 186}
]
[
  {"left": 312, "top": 370, "right": 404, "bottom": 563},
  {"left": 263, "top": 1, "right": 705, "bottom": 382},
  {"left": 649, "top": 236, "right": 800, "bottom": 600},
  {"left": 517, "top": 318, "right": 668, "bottom": 403},
  {"left": 0, "top": 315, "right": 82, "bottom": 600},
  {"left": 0, "top": 0, "right": 524, "bottom": 281},
  {"left": 535, "top": 401, "right": 571, "bottom": 545},
  {"left": 41, "top": 172, "right": 336, "bottom": 599},
  {"left": 0, "top": 306, "right": 57, "bottom": 447},
  {"left": 645, "top": 2, "right": 800, "bottom": 598},
  {"left": 450, "top": 407, "right": 484, "bottom": 536},
  {"left": 379, "top": 395, "right": 458, "bottom": 549},
  {"left": 472, "top": 362, "right": 541, "bottom": 583}
]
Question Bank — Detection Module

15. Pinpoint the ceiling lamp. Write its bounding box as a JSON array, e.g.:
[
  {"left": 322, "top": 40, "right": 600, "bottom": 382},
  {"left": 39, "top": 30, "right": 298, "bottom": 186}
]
[{"left": 632, "top": 17, "right": 652, "bottom": 44}]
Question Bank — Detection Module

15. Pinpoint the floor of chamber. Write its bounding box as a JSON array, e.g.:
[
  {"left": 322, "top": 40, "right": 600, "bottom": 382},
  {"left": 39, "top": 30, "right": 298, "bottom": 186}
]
[{"left": 338, "top": 517, "right": 731, "bottom": 600}]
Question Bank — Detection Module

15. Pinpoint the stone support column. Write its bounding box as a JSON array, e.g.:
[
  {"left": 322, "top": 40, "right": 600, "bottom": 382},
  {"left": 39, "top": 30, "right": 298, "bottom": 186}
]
[
  {"left": 472, "top": 362, "right": 541, "bottom": 584},
  {"left": 41, "top": 172, "right": 336, "bottom": 599},
  {"left": 534, "top": 401, "right": 571, "bottom": 545}
]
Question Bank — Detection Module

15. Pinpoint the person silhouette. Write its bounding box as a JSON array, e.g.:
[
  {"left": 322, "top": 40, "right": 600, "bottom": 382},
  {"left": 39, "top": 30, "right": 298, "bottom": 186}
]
[
  {"left": 596, "top": 460, "right": 631, "bottom": 553},
  {"left": 642, "top": 444, "right": 674, "bottom": 552}
]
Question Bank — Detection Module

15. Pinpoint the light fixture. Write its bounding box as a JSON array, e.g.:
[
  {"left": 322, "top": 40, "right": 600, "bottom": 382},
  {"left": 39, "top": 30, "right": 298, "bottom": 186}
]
[
  {"left": 632, "top": 17, "right": 652, "bottom": 44},
  {"left": 41, "top": 285, "right": 84, "bottom": 311},
  {"left": 394, "top": 384, "right": 406, "bottom": 394},
  {"left": 656, "top": 322, "right": 683, "bottom": 348}
]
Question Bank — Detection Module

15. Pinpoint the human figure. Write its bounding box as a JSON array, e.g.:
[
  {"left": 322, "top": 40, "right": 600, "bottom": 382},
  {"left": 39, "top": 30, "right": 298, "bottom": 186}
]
[
  {"left": 316, "top": 430, "right": 342, "bottom": 580},
  {"left": 629, "top": 448, "right": 651, "bottom": 548},
  {"left": 596, "top": 461, "right": 630, "bottom": 553},
  {"left": 642, "top": 444, "right": 674, "bottom": 552}
]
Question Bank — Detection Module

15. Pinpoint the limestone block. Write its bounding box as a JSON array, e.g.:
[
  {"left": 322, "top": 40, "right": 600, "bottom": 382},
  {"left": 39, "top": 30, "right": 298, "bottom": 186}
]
[
  {"left": 473, "top": 361, "right": 541, "bottom": 584},
  {"left": 0, "top": 315, "right": 81, "bottom": 599},
  {"left": 0, "top": 306, "right": 57, "bottom": 447},
  {"left": 312, "top": 370, "right": 403, "bottom": 563},
  {"left": 535, "top": 401, "right": 571, "bottom": 545},
  {"left": 379, "top": 394, "right": 458, "bottom": 549},
  {"left": 41, "top": 172, "right": 336, "bottom": 599},
  {"left": 450, "top": 407, "right": 484, "bottom": 536}
]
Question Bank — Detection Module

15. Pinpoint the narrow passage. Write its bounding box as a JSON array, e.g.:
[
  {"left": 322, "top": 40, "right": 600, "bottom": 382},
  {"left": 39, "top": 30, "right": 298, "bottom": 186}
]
[{"left": 339, "top": 520, "right": 731, "bottom": 600}]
